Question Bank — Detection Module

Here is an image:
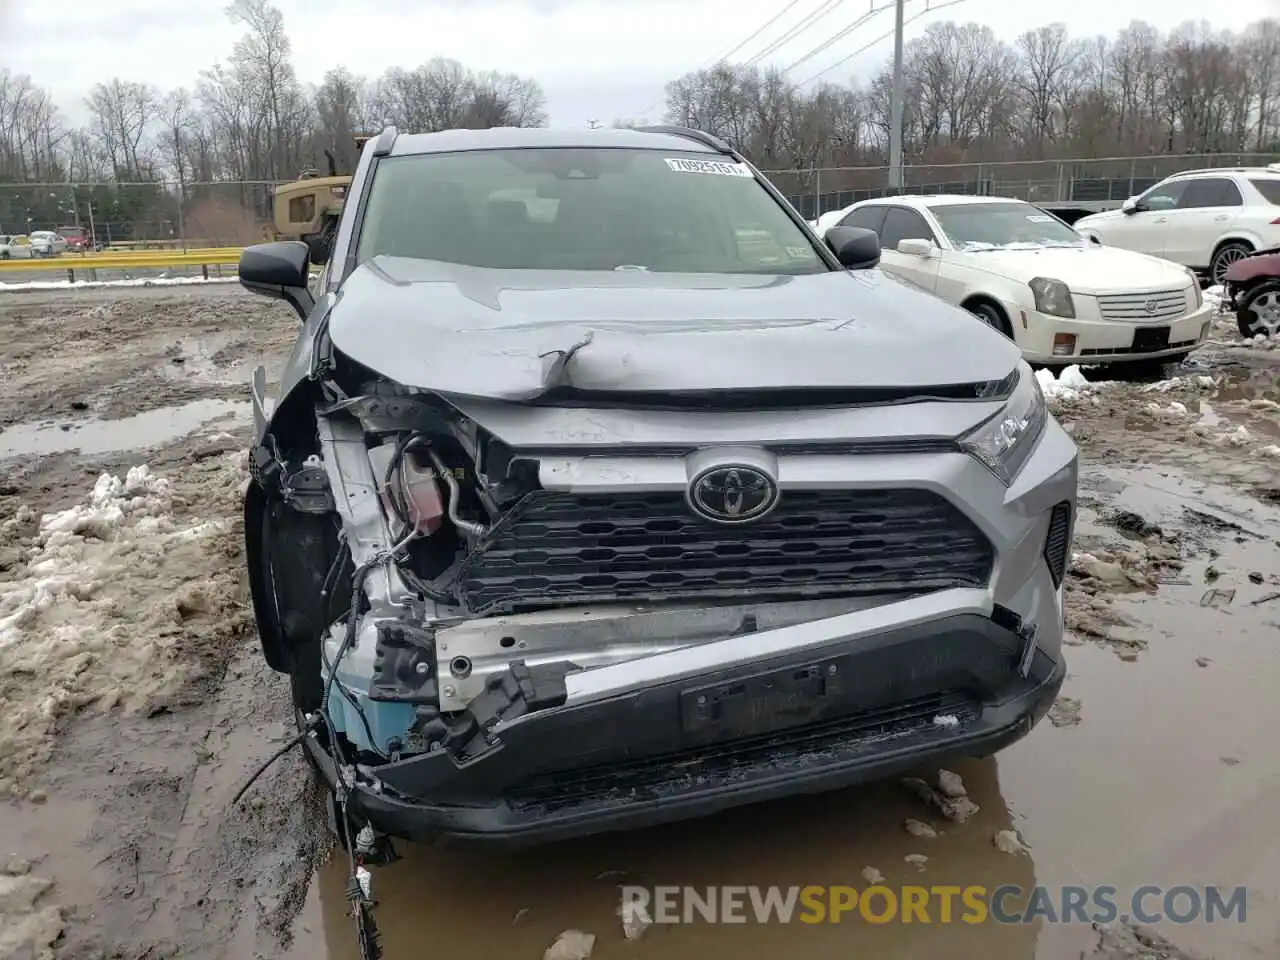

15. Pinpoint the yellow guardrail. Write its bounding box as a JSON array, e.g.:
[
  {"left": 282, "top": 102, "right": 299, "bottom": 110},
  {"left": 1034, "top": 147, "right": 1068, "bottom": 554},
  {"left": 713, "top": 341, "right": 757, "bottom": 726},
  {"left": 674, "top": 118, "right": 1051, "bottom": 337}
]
[{"left": 0, "top": 247, "right": 245, "bottom": 276}]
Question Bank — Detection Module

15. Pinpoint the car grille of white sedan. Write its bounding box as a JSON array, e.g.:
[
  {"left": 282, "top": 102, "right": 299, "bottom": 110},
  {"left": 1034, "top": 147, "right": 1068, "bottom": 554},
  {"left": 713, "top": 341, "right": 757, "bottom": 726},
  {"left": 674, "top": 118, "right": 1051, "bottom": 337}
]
[{"left": 1096, "top": 289, "right": 1189, "bottom": 323}]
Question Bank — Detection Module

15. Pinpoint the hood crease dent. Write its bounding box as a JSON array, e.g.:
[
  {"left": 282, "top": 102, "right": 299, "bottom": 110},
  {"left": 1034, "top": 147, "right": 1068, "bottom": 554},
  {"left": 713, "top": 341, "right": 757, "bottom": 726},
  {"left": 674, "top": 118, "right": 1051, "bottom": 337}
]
[{"left": 327, "top": 257, "right": 1023, "bottom": 402}]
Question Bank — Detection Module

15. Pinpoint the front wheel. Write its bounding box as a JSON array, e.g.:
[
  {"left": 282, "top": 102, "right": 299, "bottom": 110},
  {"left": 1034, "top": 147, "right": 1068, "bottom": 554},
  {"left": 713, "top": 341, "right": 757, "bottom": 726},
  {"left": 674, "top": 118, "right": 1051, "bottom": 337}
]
[
  {"left": 965, "top": 300, "right": 1014, "bottom": 339},
  {"left": 1236, "top": 280, "right": 1280, "bottom": 339}
]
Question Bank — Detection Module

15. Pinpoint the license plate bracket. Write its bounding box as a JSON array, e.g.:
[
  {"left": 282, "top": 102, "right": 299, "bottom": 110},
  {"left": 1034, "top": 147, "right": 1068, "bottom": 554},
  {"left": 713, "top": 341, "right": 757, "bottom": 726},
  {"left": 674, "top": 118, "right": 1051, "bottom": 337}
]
[
  {"left": 681, "top": 659, "right": 841, "bottom": 739},
  {"left": 1132, "top": 325, "right": 1171, "bottom": 353}
]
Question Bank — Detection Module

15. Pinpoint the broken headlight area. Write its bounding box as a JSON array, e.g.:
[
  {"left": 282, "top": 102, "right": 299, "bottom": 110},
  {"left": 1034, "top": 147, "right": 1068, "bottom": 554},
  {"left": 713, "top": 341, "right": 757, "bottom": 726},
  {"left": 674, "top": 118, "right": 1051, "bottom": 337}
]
[{"left": 248, "top": 365, "right": 572, "bottom": 776}]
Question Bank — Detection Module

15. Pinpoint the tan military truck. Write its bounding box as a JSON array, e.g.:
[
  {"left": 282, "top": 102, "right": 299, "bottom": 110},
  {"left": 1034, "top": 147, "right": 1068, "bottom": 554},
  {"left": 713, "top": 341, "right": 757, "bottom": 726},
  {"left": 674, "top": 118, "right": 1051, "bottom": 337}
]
[{"left": 272, "top": 134, "right": 374, "bottom": 264}]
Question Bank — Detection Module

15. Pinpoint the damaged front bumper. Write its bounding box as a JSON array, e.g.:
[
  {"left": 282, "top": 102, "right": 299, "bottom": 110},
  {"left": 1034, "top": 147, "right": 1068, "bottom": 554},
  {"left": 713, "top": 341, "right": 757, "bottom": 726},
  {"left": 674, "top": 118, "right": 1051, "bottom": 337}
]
[
  {"left": 308, "top": 586, "right": 1065, "bottom": 846},
  {"left": 295, "top": 375, "right": 1077, "bottom": 846}
]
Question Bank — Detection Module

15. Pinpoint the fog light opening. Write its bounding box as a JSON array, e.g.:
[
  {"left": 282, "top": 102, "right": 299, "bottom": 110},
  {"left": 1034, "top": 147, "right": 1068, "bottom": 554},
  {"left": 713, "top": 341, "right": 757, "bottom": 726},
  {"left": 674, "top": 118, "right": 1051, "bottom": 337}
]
[{"left": 1052, "top": 333, "right": 1077, "bottom": 357}]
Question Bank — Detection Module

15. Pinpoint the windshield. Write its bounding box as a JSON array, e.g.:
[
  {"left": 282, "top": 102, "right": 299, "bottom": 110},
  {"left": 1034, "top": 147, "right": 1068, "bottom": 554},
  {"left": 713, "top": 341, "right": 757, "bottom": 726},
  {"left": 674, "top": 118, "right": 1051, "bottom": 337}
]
[
  {"left": 928, "top": 202, "right": 1082, "bottom": 251},
  {"left": 354, "top": 148, "right": 828, "bottom": 275}
]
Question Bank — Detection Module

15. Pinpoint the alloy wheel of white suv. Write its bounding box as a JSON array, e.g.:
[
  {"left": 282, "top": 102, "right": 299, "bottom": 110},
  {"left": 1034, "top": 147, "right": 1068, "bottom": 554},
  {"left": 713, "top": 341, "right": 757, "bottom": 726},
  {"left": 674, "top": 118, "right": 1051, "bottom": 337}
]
[{"left": 1212, "top": 241, "right": 1254, "bottom": 285}]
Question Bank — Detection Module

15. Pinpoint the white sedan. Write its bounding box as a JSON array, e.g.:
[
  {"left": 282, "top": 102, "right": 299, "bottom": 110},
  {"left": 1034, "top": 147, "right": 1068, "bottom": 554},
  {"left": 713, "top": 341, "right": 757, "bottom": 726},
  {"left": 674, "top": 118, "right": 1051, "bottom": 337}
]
[
  {"left": 28, "top": 231, "right": 67, "bottom": 257},
  {"left": 0, "top": 234, "right": 35, "bottom": 259},
  {"left": 823, "top": 195, "right": 1215, "bottom": 367}
]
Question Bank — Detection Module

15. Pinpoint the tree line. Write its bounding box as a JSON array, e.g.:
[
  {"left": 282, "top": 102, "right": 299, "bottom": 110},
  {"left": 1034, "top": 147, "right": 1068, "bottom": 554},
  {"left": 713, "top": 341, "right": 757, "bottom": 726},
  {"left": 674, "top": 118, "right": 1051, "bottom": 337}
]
[
  {"left": 657, "top": 16, "right": 1280, "bottom": 173},
  {"left": 1, "top": 1, "right": 1276, "bottom": 240}
]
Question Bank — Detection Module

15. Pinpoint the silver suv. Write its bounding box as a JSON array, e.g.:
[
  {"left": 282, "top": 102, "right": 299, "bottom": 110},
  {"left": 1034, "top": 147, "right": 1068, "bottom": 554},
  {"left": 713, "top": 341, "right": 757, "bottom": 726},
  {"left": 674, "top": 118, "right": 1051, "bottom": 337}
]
[{"left": 235, "top": 125, "right": 1077, "bottom": 848}]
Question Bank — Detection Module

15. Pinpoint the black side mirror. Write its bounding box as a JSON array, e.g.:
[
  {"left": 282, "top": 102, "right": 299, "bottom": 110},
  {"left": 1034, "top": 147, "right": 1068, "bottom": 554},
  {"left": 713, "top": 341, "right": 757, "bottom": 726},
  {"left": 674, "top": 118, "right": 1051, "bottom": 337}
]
[
  {"left": 239, "top": 241, "right": 315, "bottom": 320},
  {"left": 825, "top": 225, "right": 881, "bottom": 270}
]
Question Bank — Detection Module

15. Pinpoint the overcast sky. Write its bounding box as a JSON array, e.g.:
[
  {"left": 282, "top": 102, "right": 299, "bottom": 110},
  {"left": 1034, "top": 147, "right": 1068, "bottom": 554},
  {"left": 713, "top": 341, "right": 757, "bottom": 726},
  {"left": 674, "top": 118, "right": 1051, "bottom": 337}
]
[{"left": 2, "top": 0, "right": 1276, "bottom": 128}]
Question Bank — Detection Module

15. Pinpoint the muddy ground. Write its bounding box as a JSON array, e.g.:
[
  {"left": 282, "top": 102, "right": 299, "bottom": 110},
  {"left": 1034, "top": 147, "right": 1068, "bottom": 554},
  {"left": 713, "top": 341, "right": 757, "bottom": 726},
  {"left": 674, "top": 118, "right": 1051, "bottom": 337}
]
[{"left": 0, "top": 285, "right": 1278, "bottom": 960}]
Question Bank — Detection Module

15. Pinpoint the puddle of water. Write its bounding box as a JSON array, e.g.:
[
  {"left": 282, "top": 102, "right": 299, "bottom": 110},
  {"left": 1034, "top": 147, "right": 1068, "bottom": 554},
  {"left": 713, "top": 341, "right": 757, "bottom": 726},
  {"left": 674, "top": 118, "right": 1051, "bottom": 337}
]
[
  {"left": 284, "top": 464, "right": 1280, "bottom": 960},
  {"left": 153, "top": 333, "right": 253, "bottom": 386},
  {"left": 0, "top": 399, "right": 251, "bottom": 458}
]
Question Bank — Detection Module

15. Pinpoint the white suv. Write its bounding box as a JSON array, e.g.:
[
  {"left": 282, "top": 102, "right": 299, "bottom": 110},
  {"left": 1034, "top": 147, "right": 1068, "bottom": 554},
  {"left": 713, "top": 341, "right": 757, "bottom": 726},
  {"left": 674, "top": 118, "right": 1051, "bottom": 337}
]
[{"left": 1073, "top": 165, "right": 1280, "bottom": 285}]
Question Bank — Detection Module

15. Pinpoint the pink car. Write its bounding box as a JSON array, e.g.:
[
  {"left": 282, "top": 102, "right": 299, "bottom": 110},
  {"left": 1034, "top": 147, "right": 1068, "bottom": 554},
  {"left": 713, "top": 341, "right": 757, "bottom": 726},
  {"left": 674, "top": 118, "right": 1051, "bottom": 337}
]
[{"left": 1223, "top": 245, "right": 1280, "bottom": 339}]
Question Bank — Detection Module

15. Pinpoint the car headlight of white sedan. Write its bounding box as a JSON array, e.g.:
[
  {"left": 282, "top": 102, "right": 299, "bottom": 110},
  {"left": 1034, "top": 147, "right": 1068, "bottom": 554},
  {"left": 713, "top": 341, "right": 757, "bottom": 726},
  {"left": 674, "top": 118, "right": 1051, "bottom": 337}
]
[
  {"left": 960, "top": 364, "right": 1048, "bottom": 485},
  {"left": 1184, "top": 267, "right": 1203, "bottom": 310},
  {"left": 1029, "top": 277, "right": 1075, "bottom": 318}
]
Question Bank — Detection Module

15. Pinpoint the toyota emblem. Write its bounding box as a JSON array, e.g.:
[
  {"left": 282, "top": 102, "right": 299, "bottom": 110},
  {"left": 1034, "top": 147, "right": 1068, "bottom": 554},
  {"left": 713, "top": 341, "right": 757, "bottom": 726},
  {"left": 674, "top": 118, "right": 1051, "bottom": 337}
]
[{"left": 687, "top": 465, "right": 779, "bottom": 524}]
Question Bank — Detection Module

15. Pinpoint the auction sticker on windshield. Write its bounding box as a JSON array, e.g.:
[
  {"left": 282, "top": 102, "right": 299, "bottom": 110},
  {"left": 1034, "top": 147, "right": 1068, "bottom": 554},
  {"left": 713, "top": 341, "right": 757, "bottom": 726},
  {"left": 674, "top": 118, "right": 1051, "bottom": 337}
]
[
  {"left": 1026, "top": 215, "right": 1055, "bottom": 223},
  {"left": 665, "top": 158, "right": 755, "bottom": 177}
]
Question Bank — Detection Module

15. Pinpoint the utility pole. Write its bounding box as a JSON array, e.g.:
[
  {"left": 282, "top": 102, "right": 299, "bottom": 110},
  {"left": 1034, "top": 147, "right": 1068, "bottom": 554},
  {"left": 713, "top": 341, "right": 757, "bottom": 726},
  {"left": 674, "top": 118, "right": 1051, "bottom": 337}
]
[{"left": 887, "top": 0, "right": 906, "bottom": 191}]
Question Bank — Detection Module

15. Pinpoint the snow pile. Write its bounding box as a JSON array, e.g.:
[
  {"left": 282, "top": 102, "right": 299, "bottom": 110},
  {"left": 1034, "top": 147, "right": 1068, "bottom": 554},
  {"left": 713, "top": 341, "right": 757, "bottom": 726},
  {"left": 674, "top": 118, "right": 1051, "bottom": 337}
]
[
  {"left": 0, "top": 455, "right": 250, "bottom": 794},
  {"left": 1203, "top": 284, "right": 1224, "bottom": 311},
  {"left": 0, "top": 866, "right": 63, "bottom": 959},
  {"left": 1140, "top": 374, "right": 1217, "bottom": 393},
  {"left": 0, "top": 276, "right": 240, "bottom": 293},
  {"left": 1142, "top": 400, "right": 1189, "bottom": 420},
  {"left": 1035, "top": 364, "right": 1093, "bottom": 400},
  {"left": 1189, "top": 422, "right": 1254, "bottom": 448}
]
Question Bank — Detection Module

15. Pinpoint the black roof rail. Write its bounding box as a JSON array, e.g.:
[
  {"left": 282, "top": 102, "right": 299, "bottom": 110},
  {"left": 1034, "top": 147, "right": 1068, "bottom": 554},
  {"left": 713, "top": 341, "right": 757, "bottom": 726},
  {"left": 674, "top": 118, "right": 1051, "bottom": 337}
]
[
  {"left": 634, "top": 125, "right": 734, "bottom": 155},
  {"left": 373, "top": 125, "right": 399, "bottom": 157}
]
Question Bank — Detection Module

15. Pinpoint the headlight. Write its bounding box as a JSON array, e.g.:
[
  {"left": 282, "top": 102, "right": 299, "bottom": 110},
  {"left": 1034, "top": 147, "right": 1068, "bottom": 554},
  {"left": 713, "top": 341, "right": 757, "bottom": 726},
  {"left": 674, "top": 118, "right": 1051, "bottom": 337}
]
[
  {"left": 1185, "top": 268, "right": 1202, "bottom": 309},
  {"left": 1029, "top": 277, "right": 1075, "bottom": 318},
  {"left": 959, "top": 364, "right": 1048, "bottom": 485}
]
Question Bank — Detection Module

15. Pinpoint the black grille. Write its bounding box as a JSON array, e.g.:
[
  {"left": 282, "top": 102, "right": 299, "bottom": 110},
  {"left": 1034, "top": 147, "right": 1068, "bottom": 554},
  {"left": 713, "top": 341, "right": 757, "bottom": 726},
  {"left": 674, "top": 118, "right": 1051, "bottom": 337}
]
[
  {"left": 505, "top": 692, "right": 979, "bottom": 815},
  {"left": 1079, "top": 338, "right": 1197, "bottom": 357},
  {"left": 457, "top": 488, "right": 995, "bottom": 615},
  {"left": 1044, "top": 501, "right": 1073, "bottom": 587}
]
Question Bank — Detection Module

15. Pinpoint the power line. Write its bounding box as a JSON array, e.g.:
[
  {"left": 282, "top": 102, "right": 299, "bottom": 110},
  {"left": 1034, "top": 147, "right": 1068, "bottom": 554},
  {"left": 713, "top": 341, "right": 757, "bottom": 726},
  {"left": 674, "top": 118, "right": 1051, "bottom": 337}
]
[
  {"left": 746, "top": 0, "right": 850, "bottom": 66},
  {"left": 782, "top": 2, "right": 890, "bottom": 74},
  {"left": 795, "top": 0, "right": 968, "bottom": 87},
  {"left": 715, "top": 0, "right": 807, "bottom": 63},
  {"left": 632, "top": 0, "right": 811, "bottom": 121}
]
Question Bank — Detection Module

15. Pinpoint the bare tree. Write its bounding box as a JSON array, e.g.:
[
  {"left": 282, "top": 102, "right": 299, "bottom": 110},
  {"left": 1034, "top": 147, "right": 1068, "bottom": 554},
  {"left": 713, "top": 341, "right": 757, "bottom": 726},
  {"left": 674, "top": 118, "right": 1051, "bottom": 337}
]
[
  {"left": 85, "top": 79, "right": 159, "bottom": 178},
  {"left": 3, "top": 8, "right": 1278, "bottom": 242}
]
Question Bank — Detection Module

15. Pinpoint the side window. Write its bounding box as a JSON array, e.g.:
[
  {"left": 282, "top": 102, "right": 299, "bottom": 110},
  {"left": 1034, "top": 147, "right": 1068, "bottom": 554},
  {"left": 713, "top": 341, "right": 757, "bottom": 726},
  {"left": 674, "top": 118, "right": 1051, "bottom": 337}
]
[
  {"left": 289, "top": 194, "right": 317, "bottom": 224},
  {"left": 879, "top": 207, "right": 935, "bottom": 250},
  {"left": 1140, "top": 180, "right": 1187, "bottom": 211},
  {"left": 839, "top": 205, "right": 887, "bottom": 234},
  {"left": 1179, "top": 177, "right": 1243, "bottom": 209}
]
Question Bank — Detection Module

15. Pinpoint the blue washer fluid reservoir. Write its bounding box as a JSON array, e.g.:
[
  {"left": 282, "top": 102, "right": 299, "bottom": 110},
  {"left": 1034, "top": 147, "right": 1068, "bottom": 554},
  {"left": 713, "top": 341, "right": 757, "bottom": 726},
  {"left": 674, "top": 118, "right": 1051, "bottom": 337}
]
[{"left": 321, "top": 619, "right": 417, "bottom": 756}]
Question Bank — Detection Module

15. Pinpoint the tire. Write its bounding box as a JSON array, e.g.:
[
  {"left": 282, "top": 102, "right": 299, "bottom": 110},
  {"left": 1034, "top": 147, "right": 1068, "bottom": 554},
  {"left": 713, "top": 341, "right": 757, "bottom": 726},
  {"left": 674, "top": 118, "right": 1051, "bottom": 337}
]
[
  {"left": 965, "top": 299, "right": 1014, "bottom": 339},
  {"left": 1236, "top": 279, "right": 1280, "bottom": 340},
  {"left": 256, "top": 497, "right": 346, "bottom": 715},
  {"left": 1210, "top": 241, "right": 1253, "bottom": 286}
]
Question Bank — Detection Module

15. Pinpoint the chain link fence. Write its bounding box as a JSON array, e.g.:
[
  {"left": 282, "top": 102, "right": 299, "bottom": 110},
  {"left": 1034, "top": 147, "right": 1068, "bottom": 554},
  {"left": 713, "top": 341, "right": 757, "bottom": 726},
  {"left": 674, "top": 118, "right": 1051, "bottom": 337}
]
[
  {"left": 0, "top": 180, "right": 285, "bottom": 249},
  {"left": 764, "top": 153, "right": 1280, "bottom": 221},
  {"left": 3, "top": 153, "right": 1279, "bottom": 246}
]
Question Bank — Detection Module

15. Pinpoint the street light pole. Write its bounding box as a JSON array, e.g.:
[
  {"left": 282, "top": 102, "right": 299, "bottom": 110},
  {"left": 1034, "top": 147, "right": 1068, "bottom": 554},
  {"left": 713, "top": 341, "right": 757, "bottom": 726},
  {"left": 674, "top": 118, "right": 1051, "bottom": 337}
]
[{"left": 888, "top": 0, "right": 906, "bottom": 191}]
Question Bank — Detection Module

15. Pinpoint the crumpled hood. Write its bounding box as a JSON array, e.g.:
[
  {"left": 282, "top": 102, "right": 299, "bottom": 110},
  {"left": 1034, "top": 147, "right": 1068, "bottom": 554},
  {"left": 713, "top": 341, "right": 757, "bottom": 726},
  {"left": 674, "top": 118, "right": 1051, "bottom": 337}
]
[
  {"left": 956, "top": 244, "right": 1195, "bottom": 295},
  {"left": 326, "top": 257, "right": 1022, "bottom": 401}
]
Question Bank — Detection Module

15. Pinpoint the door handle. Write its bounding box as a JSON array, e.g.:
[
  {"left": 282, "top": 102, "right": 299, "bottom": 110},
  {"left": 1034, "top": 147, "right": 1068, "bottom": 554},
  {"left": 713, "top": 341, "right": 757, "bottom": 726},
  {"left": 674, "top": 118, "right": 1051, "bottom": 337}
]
[
  {"left": 1154, "top": 217, "right": 1169, "bottom": 224},
  {"left": 1214, "top": 215, "right": 1229, "bottom": 221}
]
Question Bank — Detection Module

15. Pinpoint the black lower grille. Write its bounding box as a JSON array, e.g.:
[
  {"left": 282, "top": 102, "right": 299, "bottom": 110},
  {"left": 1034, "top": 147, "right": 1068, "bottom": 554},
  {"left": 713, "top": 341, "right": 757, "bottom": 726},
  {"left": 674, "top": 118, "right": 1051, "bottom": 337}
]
[
  {"left": 457, "top": 489, "right": 995, "bottom": 615},
  {"left": 1044, "top": 501, "right": 1073, "bottom": 587},
  {"left": 1079, "top": 338, "right": 1197, "bottom": 357},
  {"left": 505, "top": 692, "right": 980, "bottom": 814}
]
